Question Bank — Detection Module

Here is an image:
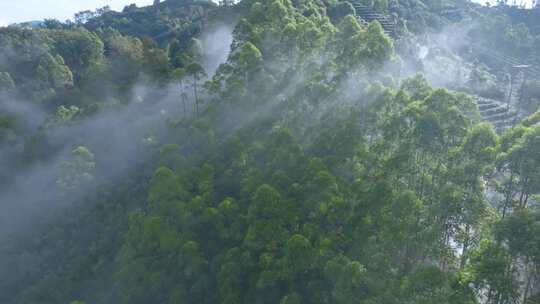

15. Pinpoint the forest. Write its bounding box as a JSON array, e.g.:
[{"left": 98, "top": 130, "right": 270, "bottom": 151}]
[{"left": 0, "top": 0, "right": 540, "bottom": 303}]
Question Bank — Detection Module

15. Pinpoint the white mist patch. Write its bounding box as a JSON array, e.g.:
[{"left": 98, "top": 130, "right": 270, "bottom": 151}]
[
  {"left": 200, "top": 24, "right": 234, "bottom": 76},
  {"left": 422, "top": 47, "right": 472, "bottom": 88},
  {"left": 398, "top": 23, "right": 482, "bottom": 89},
  {"left": 0, "top": 22, "right": 234, "bottom": 240},
  {"left": 0, "top": 80, "right": 188, "bottom": 241},
  {"left": 419, "top": 46, "right": 429, "bottom": 60}
]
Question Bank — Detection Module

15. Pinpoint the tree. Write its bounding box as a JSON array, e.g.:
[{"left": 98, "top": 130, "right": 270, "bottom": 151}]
[
  {"left": 142, "top": 37, "right": 170, "bottom": 80},
  {"left": 400, "top": 266, "right": 474, "bottom": 304},
  {"left": 43, "top": 19, "right": 64, "bottom": 29},
  {"left": 74, "top": 10, "right": 96, "bottom": 24},
  {"left": 46, "top": 105, "right": 81, "bottom": 127},
  {"left": 337, "top": 15, "right": 366, "bottom": 72},
  {"left": 186, "top": 63, "right": 206, "bottom": 116},
  {"left": 469, "top": 240, "right": 519, "bottom": 304},
  {"left": 324, "top": 256, "right": 368, "bottom": 304},
  {"left": 495, "top": 210, "right": 540, "bottom": 303},
  {"left": 361, "top": 21, "right": 394, "bottom": 70},
  {"left": 231, "top": 41, "right": 262, "bottom": 83},
  {"left": 100, "top": 29, "right": 143, "bottom": 88},
  {"left": 500, "top": 125, "right": 540, "bottom": 210},
  {"left": 173, "top": 68, "right": 189, "bottom": 115},
  {"left": 0, "top": 72, "right": 15, "bottom": 91},
  {"left": 37, "top": 54, "right": 74, "bottom": 90},
  {"left": 454, "top": 123, "right": 498, "bottom": 269},
  {"left": 327, "top": 2, "right": 356, "bottom": 20},
  {"left": 245, "top": 184, "right": 290, "bottom": 252},
  {"left": 284, "top": 234, "right": 314, "bottom": 276},
  {"left": 56, "top": 146, "right": 95, "bottom": 192},
  {"left": 50, "top": 28, "right": 105, "bottom": 82}
]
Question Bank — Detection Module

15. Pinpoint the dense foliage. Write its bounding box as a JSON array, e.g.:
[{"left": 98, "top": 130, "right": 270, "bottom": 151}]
[{"left": 1, "top": 0, "right": 540, "bottom": 303}]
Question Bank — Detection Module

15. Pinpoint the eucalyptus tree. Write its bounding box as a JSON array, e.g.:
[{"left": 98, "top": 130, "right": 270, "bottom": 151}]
[
  {"left": 172, "top": 68, "right": 189, "bottom": 115},
  {"left": 186, "top": 63, "right": 206, "bottom": 116},
  {"left": 0, "top": 72, "right": 15, "bottom": 91}
]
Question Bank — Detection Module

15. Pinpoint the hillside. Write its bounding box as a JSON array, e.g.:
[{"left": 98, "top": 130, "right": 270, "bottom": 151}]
[{"left": 0, "top": 0, "right": 540, "bottom": 303}]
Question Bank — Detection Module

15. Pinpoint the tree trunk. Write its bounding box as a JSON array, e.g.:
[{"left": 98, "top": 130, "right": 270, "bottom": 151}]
[
  {"left": 502, "top": 171, "right": 515, "bottom": 219},
  {"left": 523, "top": 265, "right": 533, "bottom": 304},
  {"left": 182, "top": 94, "right": 187, "bottom": 116},
  {"left": 193, "top": 77, "right": 199, "bottom": 116},
  {"left": 460, "top": 223, "right": 471, "bottom": 270},
  {"left": 180, "top": 80, "right": 187, "bottom": 116},
  {"left": 487, "top": 286, "right": 494, "bottom": 304},
  {"left": 518, "top": 176, "right": 529, "bottom": 209}
]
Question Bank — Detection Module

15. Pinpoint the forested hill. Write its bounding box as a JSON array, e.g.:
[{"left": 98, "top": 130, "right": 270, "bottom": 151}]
[{"left": 0, "top": 0, "right": 540, "bottom": 303}]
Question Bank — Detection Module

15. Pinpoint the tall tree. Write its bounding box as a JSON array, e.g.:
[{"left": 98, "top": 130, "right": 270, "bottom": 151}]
[{"left": 186, "top": 63, "right": 206, "bottom": 116}]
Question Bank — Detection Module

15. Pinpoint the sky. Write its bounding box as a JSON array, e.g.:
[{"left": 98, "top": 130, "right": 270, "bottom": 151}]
[{"left": 0, "top": 0, "right": 154, "bottom": 26}]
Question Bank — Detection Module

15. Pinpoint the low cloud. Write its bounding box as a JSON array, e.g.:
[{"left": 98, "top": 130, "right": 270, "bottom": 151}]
[{"left": 0, "top": 23, "right": 235, "bottom": 242}]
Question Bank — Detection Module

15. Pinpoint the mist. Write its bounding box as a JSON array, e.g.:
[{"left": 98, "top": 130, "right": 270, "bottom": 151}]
[
  {"left": 0, "top": 24, "right": 234, "bottom": 243},
  {"left": 200, "top": 23, "right": 234, "bottom": 76}
]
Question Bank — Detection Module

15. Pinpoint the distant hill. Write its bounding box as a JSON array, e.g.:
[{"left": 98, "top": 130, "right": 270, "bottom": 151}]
[{"left": 8, "top": 20, "right": 45, "bottom": 29}]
